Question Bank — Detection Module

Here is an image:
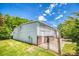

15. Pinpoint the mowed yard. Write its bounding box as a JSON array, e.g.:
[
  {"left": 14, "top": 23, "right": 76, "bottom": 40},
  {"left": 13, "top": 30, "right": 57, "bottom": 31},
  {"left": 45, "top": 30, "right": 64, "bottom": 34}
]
[{"left": 0, "top": 39, "right": 57, "bottom": 56}]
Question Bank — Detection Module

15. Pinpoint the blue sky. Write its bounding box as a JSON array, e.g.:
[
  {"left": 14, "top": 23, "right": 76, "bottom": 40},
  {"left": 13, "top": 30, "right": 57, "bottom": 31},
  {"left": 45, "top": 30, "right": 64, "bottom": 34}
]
[{"left": 0, "top": 3, "right": 79, "bottom": 27}]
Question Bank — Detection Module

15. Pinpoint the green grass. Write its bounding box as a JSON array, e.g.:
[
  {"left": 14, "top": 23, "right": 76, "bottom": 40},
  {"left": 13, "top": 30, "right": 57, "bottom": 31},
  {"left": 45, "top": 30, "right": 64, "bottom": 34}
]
[
  {"left": 62, "top": 43, "right": 76, "bottom": 55},
  {"left": 0, "top": 39, "right": 57, "bottom": 56}
]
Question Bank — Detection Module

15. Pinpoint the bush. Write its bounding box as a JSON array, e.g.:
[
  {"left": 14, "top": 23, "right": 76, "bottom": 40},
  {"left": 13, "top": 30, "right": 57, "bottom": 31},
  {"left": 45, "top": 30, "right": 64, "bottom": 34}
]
[
  {"left": 62, "top": 44, "right": 76, "bottom": 56},
  {"left": 0, "top": 27, "right": 12, "bottom": 39},
  {"left": 0, "top": 13, "right": 29, "bottom": 40}
]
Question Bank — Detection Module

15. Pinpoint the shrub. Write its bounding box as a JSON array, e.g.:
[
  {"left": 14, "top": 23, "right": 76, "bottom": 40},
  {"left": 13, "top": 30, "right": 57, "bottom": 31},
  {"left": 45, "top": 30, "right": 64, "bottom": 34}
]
[{"left": 62, "top": 44, "right": 76, "bottom": 56}]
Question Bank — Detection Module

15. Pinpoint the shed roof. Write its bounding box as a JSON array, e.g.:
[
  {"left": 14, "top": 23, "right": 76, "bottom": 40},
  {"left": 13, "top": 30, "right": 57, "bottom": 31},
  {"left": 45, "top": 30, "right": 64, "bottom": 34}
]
[{"left": 20, "top": 21, "right": 56, "bottom": 31}]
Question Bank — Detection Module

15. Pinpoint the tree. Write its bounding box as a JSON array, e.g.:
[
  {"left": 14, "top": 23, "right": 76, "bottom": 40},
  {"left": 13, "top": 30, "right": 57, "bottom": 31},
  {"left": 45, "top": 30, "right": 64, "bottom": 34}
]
[
  {"left": 0, "top": 13, "right": 29, "bottom": 39},
  {"left": 58, "top": 12, "right": 79, "bottom": 55},
  {"left": 0, "top": 13, "right": 4, "bottom": 26}
]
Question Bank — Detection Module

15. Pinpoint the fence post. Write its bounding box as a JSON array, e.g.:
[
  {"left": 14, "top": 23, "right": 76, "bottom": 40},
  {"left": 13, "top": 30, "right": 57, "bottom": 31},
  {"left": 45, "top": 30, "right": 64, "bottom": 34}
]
[
  {"left": 55, "top": 30, "right": 61, "bottom": 55},
  {"left": 57, "top": 37, "right": 61, "bottom": 55}
]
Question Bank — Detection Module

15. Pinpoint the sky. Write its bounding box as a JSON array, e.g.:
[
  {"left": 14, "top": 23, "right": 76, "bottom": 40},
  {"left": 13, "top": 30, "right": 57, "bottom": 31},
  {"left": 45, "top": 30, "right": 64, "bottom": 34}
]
[{"left": 0, "top": 3, "right": 79, "bottom": 27}]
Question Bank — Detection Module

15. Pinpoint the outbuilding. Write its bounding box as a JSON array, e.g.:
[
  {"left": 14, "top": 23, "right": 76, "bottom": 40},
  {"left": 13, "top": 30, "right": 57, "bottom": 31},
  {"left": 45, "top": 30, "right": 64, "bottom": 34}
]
[{"left": 13, "top": 21, "right": 62, "bottom": 53}]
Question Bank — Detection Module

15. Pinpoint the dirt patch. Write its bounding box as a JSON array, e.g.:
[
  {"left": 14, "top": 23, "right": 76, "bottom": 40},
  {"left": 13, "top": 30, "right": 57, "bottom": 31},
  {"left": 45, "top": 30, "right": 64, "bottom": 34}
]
[{"left": 27, "top": 45, "right": 37, "bottom": 52}]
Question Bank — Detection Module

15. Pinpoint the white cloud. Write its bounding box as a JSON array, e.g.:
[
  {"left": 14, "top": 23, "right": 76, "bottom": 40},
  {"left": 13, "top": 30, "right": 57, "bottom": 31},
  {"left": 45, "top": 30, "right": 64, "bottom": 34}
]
[
  {"left": 45, "top": 9, "right": 50, "bottom": 14},
  {"left": 55, "top": 14, "right": 63, "bottom": 20},
  {"left": 64, "top": 3, "right": 67, "bottom": 5},
  {"left": 59, "top": 3, "right": 68, "bottom": 7},
  {"left": 53, "top": 24, "right": 57, "bottom": 27},
  {"left": 52, "top": 12, "right": 55, "bottom": 15},
  {"left": 39, "top": 4, "right": 42, "bottom": 7},
  {"left": 45, "top": 3, "right": 56, "bottom": 15},
  {"left": 43, "top": 13, "right": 47, "bottom": 16},
  {"left": 50, "top": 4, "right": 55, "bottom": 9},
  {"left": 38, "top": 15, "right": 47, "bottom": 21},
  {"left": 64, "top": 10, "right": 67, "bottom": 13}
]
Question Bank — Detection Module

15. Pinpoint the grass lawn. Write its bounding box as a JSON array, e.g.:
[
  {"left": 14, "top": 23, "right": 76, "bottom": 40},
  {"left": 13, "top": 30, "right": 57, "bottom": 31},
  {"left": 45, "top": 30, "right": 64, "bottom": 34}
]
[
  {"left": 0, "top": 39, "right": 57, "bottom": 56},
  {"left": 62, "top": 43, "right": 76, "bottom": 55}
]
